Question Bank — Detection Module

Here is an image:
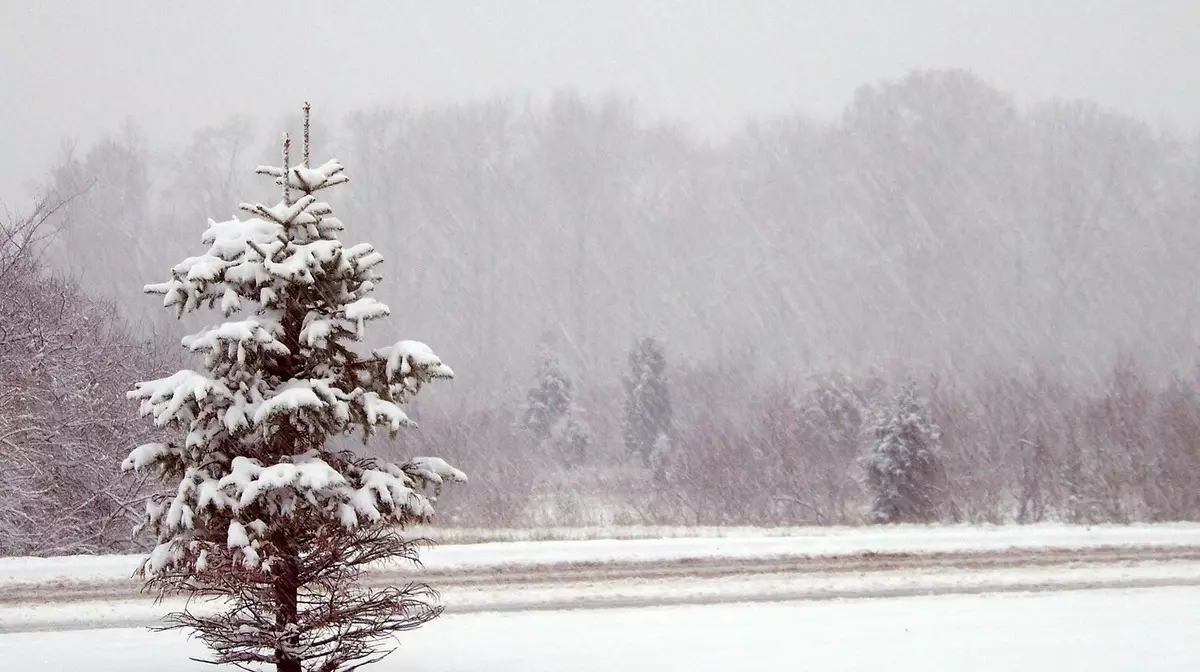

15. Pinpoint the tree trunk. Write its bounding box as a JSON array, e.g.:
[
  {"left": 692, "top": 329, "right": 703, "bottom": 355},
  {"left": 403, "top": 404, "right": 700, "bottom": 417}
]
[{"left": 274, "top": 539, "right": 302, "bottom": 672}]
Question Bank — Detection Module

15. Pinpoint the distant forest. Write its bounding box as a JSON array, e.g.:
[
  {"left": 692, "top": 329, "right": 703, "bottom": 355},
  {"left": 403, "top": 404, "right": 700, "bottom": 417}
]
[{"left": 5, "top": 69, "right": 1200, "bottom": 556}]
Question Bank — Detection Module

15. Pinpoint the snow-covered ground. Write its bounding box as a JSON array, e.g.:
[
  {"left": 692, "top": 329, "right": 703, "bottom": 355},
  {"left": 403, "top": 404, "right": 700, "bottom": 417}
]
[
  {"left": 5, "top": 557, "right": 1199, "bottom": 634},
  {"left": 401, "top": 520, "right": 1200, "bottom": 544},
  {"left": 6, "top": 522, "right": 1200, "bottom": 587},
  {"left": 4, "top": 524, "right": 1200, "bottom": 635},
  {"left": 3, "top": 587, "right": 1197, "bottom": 671},
  {"left": 4, "top": 526, "right": 1200, "bottom": 668}
]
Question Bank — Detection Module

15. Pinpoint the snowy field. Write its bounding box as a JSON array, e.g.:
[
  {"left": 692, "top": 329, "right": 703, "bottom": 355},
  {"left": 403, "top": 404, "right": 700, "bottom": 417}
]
[{"left": 3, "top": 587, "right": 1197, "bottom": 671}]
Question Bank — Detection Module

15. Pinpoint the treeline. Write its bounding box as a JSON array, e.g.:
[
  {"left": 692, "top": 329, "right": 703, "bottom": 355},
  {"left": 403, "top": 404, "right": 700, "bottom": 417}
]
[
  {"left": 35, "top": 69, "right": 1200, "bottom": 399},
  {"left": 410, "top": 342, "right": 1200, "bottom": 527},
  {"left": 4, "top": 68, "right": 1200, "bottom": 554}
]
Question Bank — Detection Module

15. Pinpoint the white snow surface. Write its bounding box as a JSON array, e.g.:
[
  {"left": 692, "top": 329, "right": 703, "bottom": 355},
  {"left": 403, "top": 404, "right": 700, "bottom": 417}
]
[
  {"left": 4, "top": 523, "right": 1200, "bottom": 588},
  {"left": 3, "top": 587, "right": 1198, "bottom": 671},
  {"left": 4, "top": 557, "right": 1199, "bottom": 634}
]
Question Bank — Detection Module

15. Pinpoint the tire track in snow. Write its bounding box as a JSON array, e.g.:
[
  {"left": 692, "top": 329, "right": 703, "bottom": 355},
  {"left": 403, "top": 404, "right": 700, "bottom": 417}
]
[
  {"left": 6, "top": 569, "right": 1200, "bottom": 634},
  {"left": 4, "top": 543, "right": 1200, "bottom": 607},
  {"left": 445, "top": 574, "right": 1200, "bottom": 614}
]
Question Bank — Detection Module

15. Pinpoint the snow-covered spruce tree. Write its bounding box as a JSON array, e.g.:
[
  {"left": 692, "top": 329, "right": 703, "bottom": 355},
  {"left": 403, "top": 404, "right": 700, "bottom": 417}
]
[
  {"left": 520, "top": 347, "right": 590, "bottom": 467},
  {"left": 123, "top": 104, "right": 465, "bottom": 672},
  {"left": 622, "top": 336, "right": 671, "bottom": 470},
  {"left": 521, "top": 350, "right": 573, "bottom": 441},
  {"left": 861, "top": 381, "right": 943, "bottom": 524}
]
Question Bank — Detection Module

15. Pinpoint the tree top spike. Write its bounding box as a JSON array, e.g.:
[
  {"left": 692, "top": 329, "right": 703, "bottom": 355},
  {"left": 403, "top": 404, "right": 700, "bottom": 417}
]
[
  {"left": 282, "top": 132, "right": 292, "bottom": 205},
  {"left": 302, "top": 102, "right": 312, "bottom": 168}
]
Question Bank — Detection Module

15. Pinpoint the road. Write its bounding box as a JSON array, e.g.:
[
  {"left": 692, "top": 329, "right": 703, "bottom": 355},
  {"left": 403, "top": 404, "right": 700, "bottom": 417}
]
[{"left": 4, "top": 542, "right": 1200, "bottom": 633}]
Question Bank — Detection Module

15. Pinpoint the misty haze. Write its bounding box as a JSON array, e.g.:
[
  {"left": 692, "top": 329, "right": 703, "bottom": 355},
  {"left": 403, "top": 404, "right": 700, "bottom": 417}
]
[{"left": 3, "top": 2, "right": 1200, "bottom": 671}]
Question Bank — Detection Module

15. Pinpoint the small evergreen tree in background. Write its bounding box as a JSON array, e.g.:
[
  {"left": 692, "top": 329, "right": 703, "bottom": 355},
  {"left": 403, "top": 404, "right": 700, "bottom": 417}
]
[
  {"left": 521, "top": 344, "right": 591, "bottom": 467},
  {"left": 623, "top": 337, "right": 672, "bottom": 471},
  {"left": 522, "top": 347, "right": 574, "bottom": 442},
  {"left": 862, "top": 380, "right": 943, "bottom": 524},
  {"left": 123, "top": 103, "right": 465, "bottom": 672}
]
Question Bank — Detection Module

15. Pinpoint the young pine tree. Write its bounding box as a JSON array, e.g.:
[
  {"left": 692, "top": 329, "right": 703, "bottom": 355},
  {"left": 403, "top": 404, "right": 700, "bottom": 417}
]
[
  {"left": 861, "top": 381, "right": 943, "bottom": 524},
  {"left": 622, "top": 337, "right": 672, "bottom": 471},
  {"left": 123, "top": 104, "right": 465, "bottom": 672},
  {"left": 522, "top": 351, "right": 574, "bottom": 442},
  {"left": 520, "top": 346, "right": 590, "bottom": 468}
]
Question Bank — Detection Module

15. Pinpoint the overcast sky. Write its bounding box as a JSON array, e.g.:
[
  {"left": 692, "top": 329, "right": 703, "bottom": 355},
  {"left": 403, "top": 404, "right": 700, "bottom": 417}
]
[{"left": 3, "top": 0, "right": 1199, "bottom": 208}]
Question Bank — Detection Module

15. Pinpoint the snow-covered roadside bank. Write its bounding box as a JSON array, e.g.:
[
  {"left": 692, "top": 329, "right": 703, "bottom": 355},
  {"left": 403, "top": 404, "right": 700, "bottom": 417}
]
[
  {"left": 398, "top": 521, "right": 1200, "bottom": 545},
  {"left": 6, "top": 522, "right": 1200, "bottom": 589}
]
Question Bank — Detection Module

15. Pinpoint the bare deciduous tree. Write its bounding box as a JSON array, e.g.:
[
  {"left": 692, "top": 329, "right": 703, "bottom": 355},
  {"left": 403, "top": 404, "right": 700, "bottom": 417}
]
[{"left": 0, "top": 196, "right": 166, "bottom": 557}]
